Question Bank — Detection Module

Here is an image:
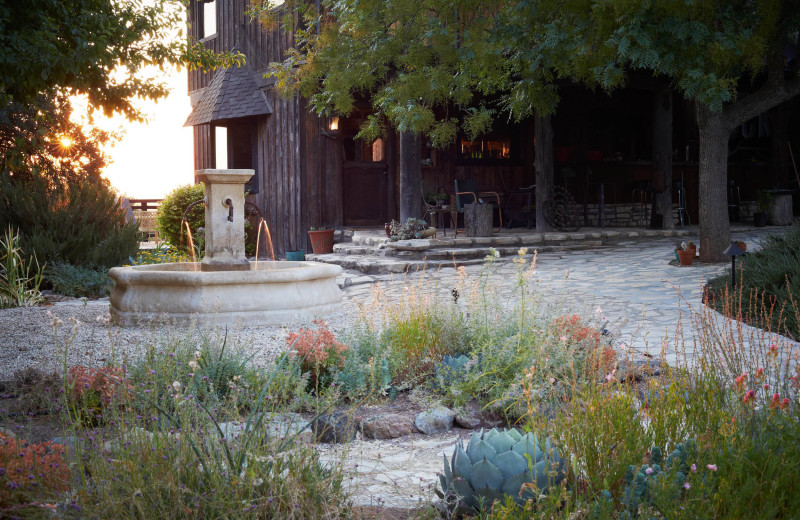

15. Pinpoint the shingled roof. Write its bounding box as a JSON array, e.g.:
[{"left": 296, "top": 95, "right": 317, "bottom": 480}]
[{"left": 184, "top": 63, "right": 272, "bottom": 126}]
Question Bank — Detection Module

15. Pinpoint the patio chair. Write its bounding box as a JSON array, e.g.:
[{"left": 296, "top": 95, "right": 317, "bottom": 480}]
[{"left": 454, "top": 179, "right": 502, "bottom": 234}]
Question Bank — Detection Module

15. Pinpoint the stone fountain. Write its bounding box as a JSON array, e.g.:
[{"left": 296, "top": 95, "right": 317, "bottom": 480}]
[{"left": 109, "top": 169, "right": 342, "bottom": 326}]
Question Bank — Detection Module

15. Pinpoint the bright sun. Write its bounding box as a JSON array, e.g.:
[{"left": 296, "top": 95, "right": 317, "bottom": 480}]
[{"left": 59, "top": 137, "right": 74, "bottom": 148}]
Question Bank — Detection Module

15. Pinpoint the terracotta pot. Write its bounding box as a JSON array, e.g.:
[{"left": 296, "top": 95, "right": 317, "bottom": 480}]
[
  {"left": 676, "top": 249, "right": 694, "bottom": 266},
  {"left": 688, "top": 244, "right": 696, "bottom": 257},
  {"left": 308, "top": 229, "right": 335, "bottom": 254}
]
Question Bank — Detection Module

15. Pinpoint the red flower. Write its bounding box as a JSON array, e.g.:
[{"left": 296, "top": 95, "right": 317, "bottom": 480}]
[
  {"left": 743, "top": 389, "right": 756, "bottom": 403},
  {"left": 735, "top": 373, "right": 748, "bottom": 390}
]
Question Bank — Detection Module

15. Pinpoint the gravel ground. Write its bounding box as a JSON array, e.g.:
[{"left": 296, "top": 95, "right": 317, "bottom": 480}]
[{"left": 0, "top": 296, "right": 365, "bottom": 380}]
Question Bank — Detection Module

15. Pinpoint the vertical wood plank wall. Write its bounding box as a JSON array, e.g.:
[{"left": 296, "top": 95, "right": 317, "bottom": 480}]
[{"left": 188, "top": 0, "right": 344, "bottom": 255}]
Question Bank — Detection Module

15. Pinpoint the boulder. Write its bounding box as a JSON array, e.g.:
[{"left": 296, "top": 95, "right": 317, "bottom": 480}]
[
  {"left": 312, "top": 411, "right": 356, "bottom": 443},
  {"left": 414, "top": 406, "right": 455, "bottom": 435},
  {"left": 360, "top": 413, "right": 417, "bottom": 440}
]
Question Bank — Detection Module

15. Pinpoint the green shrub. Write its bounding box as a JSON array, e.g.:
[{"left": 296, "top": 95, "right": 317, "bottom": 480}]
[
  {"left": 157, "top": 183, "right": 205, "bottom": 253},
  {"left": 707, "top": 225, "right": 800, "bottom": 337},
  {"left": 0, "top": 172, "right": 139, "bottom": 267},
  {"left": 0, "top": 227, "right": 44, "bottom": 308},
  {"left": 46, "top": 262, "right": 110, "bottom": 298},
  {"left": 128, "top": 243, "right": 192, "bottom": 265}
]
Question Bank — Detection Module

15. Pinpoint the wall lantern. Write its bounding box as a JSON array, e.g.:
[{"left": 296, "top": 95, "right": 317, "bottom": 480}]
[
  {"left": 723, "top": 242, "right": 746, "bottom": 289},
  {"left": 321, "top": 116, "right": 339, "bottom": 139}
]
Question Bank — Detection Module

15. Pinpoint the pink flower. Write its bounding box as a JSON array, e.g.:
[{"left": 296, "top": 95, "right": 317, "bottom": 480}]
[
  {"left": 549, "top": 377, "right": 556, "bottom": 384},
  {"left": 560, "top": 335, "right": 568, "bottom": 342},
  {"left": 684, "top": 482, "right": 691, "bottom": 490},
  {"left": 690, "top": 464, "right": 697, "bottom": 473},
  {"left": 707, "top": 464, "right": 717, "bottom": 472},
  {"left": 743, "top": 390, "right": 756, "bottom": 403},
  {"left": 605, "top": 373, "right": 614, "bottom": 382},
  {"left": 645, "top": 467, "right": 654, "bottom": 475},
  {"left": 756, "top": 367, "right": 764, "bottom": 378},
  {"left": 781, "top": 398, "right": 790, "bottom": 410},
  {"left": 735, "top": 373, "right": 747, "bottom": 390},
  {"left": 771, "top": 393, "right": 781, "bottom": 409},
  {"left": 764, "top": 384, "right": 770, "bottom": 390}
]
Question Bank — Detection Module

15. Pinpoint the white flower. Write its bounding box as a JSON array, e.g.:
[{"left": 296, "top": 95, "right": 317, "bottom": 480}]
[
  {"left": 193, "top": 350, "right": 201, "bottom": 359},
  {"left": 494, "top": 249, "right": 500, "bottom": 258},
  {"left": 518, "top": 247, "right": 528, "bottom": 256},
  {"left": 188, "top": 360, "right": 198, "bottom": 370},
  {"left": 172, "top": 381, "right": 181, "bottom": 391}
]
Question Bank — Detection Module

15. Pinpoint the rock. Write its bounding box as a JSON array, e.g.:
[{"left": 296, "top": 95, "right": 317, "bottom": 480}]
[
  {"left": 0, "top": 426, "right": 16, "bottom": 439},
  {"left": 217, "top": 413, "right": 313, "bottom": 444},
  {"left": 616, "top": 359, "right": 662, "bottom": 382},
  {"left": 414, "top": 406, "right": 455, "bottom": 435},
  {"left": 454, "top": 401, "right": 484, "bottom": 429},
  {"left": 312, "top": 411, "right": 356, "bottom": 443},
  {"left": 359, "top": 413, "right": 417, "bottom": 440},
  {"left": 385, "top": 239, "right": 432, "bottom": 251}
]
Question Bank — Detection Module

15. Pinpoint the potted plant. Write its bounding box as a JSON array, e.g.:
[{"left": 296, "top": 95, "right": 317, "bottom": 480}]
[
  {"left": 675, "top": 241, "right": 694, "bottom": 266},
  {"left": 686, "top": 240, "right": 697, "bottom": 257},
  {"left": 733, "top": 240, "right": 747, "bottom": 253},
  {"left": 426, "top": 190, "right": 449, "bottom": 208},
  {"left": 308, "top": 226, "right": 335, "bottom": 254},
  {"left": 754, "top": 190, "right": 772, "bottom": 227}
]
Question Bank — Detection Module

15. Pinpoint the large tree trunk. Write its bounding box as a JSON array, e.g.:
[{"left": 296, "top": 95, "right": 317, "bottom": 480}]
[
  {"left": 652, "top": 85, "right": 674, "bottom": 229},
  {"left": 696, "top": 104, "right": 731, "bottom": 263},
  {"left": 534, "top": 114, "right": 554, "bottom": 232},
  {"left": 399, "top": 130, "right": 421, "bottom": 222}
]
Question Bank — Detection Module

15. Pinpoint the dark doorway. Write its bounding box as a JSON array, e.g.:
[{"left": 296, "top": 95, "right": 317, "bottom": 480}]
[{"left": 342, "top": 128, "right": 388, "bottom": 225}]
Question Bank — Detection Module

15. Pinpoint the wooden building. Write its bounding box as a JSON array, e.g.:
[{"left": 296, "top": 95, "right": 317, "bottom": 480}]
[{"left": 185, "top": 1, "right": 794, "bottom": 255}]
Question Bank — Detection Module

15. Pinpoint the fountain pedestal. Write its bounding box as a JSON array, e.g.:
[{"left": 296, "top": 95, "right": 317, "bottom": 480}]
[{"left": 196, "top": 169, "right": 253, "bottom": 272}]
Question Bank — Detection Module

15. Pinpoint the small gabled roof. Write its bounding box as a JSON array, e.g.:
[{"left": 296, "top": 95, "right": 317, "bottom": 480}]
[{"left": 184, "top": 62, "right": 272, "bottom": 126}]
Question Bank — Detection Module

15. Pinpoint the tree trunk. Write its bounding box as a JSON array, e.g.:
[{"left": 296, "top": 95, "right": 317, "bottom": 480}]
[
  {"left": 534, "top": 114, "right": 554, "bottom": 232},
  {"left": 652, "top": 85, "right": 674, "bottom": 229},
  {"left": 696, "top": 104, "right": 730, "bottom": 263},
  {"left": 399, "top": 131, "right": 421, "bottom": 222}
]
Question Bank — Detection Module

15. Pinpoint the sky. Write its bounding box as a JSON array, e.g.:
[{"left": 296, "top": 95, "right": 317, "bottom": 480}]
[{"left": 75, "top": 66, "right": 195, "bottom": 200}]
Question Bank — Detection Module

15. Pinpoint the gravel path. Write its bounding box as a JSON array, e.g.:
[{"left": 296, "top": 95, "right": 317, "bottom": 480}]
[{"left": 0, "top": 226, "right": 793, "bottom": 379}]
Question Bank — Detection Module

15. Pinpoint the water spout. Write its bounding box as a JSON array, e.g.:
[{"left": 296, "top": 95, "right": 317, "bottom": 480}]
[{"left": 223, "top": 197, "right": 234, "bottom": 222}]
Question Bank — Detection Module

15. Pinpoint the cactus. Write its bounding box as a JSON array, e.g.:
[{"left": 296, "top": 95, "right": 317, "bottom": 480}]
[{"left": 436, "top": 427, "right": 566, "bottom": 515}]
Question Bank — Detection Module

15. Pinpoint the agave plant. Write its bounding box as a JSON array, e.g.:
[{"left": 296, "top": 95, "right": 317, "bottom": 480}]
[{"left": 436, "top": 427, "right": 566, "bottom": 515}]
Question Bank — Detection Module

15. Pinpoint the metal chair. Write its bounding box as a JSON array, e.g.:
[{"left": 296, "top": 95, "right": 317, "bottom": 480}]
[{"left": 454, "top": 179, "right": 502, "bottom": 234}]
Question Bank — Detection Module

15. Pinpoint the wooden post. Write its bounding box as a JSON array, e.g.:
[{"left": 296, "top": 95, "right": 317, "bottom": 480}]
[{"left": 399, "top": 131, "right": 422, "bottom": 222}]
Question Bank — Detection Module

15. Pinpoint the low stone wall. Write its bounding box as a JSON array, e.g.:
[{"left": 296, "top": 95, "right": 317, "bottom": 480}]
[{"left": 570, "top": 203, "right": 682, "bottom": 228}]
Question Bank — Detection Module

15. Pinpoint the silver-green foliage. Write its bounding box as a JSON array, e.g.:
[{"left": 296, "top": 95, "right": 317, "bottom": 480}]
[
  {"left": 437, "top": 427, "right": 566, "bottom": 514},
  {"left": 0, "top": 227, "right": 44, "bottom": 308}
]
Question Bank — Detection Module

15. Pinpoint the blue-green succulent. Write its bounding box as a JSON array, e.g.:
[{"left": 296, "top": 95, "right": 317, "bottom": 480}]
[{"left": 436, "top": 427, "right": 566, "bottom": 515}]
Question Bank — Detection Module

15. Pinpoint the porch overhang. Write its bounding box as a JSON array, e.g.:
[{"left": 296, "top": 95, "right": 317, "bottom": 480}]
[{"left": 184, "top": 62, "right": 273, "bottom": 126}]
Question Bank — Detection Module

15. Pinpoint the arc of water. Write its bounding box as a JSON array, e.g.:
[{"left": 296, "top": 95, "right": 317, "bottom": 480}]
[
  {"left": 183, "top": 220, "right": 197, "bottom": 264},
  {"left": 254, "top": 218, "right": 276, "bottom": 270}
]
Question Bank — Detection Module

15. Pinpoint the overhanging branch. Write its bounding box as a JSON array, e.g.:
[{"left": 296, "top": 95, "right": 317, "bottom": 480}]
[{"left": 725, "top": 75, "right": 800, "bottom": 131}]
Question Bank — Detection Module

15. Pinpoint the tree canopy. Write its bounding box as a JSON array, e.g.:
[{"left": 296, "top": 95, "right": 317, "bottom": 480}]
[
  {"left": 0, "top": 0, "right": 243, "bottom": 120},
  {"left": 264, "top": 0, "right": 800, "bottom": 257}
]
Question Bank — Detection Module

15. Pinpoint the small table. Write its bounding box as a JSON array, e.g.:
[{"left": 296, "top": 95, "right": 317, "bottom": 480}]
[{"left": 431, "top": 206, "right": 457, "bottom": 236}]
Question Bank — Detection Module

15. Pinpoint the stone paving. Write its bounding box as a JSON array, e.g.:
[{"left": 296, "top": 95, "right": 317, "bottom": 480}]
[
  {"left": 3, "top": 225, "right": 796, "bottom": 512},
  {"left": 323, "top": 225, "right": 799, "bottom": 510}
]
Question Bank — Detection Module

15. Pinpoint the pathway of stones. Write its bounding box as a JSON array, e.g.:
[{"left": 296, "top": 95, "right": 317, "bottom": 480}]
[{"left": 0, "top": 226, "right": 795, "bottom": 513}]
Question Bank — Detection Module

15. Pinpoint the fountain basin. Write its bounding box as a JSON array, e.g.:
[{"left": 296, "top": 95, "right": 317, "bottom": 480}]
[{"left": 109, "top": 261, "right": 343, "bottom": 326}]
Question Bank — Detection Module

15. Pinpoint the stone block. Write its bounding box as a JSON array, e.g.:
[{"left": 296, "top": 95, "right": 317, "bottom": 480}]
[{"left": 415, "top": 407, "right": 455, "bottom": 435}]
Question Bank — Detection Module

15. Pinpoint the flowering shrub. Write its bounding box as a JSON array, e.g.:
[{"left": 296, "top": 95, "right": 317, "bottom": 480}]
[
  {"left": 67, "top": 366, "right": 130, "bottom": 423},
  {"left": 0, "top": 433, "right": 68, "bottom": 508},
  {"left": 287, "top": 320, "right": 348, "bottom": 387},
  {"left": 553, "top": 314, "right": 602, "bottom": 347}
]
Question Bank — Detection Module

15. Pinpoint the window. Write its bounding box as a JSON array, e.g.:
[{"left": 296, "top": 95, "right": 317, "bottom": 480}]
[
  {"left": 202, "top": 0, "right": 217, "bottom": 39},
  {"left": 214, "top": 126, "right": 227, "bottom": 169}
]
